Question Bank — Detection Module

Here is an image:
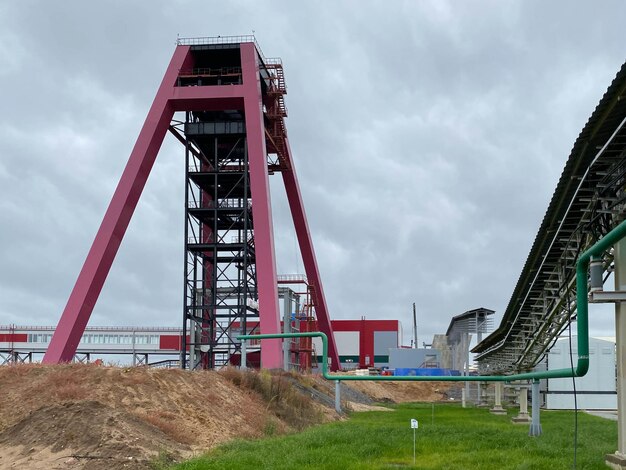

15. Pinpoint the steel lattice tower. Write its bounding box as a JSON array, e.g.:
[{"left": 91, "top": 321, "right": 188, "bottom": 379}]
[
  {"left": 43, "top": 36, "right": 341, "bottom": 371},
  {"left": 182, "top": 109, "right": 257, "bottom": 369}
]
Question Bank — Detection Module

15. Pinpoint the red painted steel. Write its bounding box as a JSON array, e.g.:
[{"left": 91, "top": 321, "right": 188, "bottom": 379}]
[
  {"left": 43, "top": 46, "right": 192, "bottom": 364},
  {"left": 200, "top": 172, "right": 214, "bottom": 369},
  {"left": 280, "top": 136, "right": 341, "bottom": 371},
  {"left": 44, "top": 39, "right": 336, "bottom": 370},
  {"left": 240, "top": 43, "right": 283, "bottom": 367}
]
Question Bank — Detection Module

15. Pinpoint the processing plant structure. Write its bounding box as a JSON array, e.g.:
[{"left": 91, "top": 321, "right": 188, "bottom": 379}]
[
  {"left": 14, "top": 30, "right": 626, "bottom": 467},
  {"left": 42, "top": 36, "right": 341, "bottom": 371}
]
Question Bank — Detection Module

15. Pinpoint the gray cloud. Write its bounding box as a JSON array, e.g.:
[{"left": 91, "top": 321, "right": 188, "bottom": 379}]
[{"left": 0, "top": 1, "right": 624, "bottom": 345}]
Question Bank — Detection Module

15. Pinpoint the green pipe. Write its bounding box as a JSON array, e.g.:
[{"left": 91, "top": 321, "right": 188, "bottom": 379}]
[{"left": 238, "top": 219, "right": 626, "bottom": 382}]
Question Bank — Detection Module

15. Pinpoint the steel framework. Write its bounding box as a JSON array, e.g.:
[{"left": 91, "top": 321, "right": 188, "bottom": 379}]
[
  {"left": 180, "top": 112, "right": 259, "bottom": 369},
  {"left": 474, "top": 62, "right": 626, "bottom": 374},
  {"left": 43, "top": 36, "right": 341, "bottom": 370}
]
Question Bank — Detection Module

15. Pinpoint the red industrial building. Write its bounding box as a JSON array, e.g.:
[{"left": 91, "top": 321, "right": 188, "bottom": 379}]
[{"left": 1, "top": 319, "right": 401, "bottom": 370}]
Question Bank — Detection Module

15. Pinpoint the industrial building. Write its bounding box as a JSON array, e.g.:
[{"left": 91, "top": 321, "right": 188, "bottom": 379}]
[
  {"left": 545, "top": 336, "right": 616, "bottom": 410},
  {"left": 23, "top": 32, "right": 626, "bottom": 464},
  {"left": 1, "top": 319, "right": 401, "bottom": 370},
  {"left": 310, "top": 319, "right": 400, "bottom": 370}
]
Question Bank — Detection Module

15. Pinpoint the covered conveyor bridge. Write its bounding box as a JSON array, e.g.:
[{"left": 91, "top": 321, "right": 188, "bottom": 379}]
[{"left": 473, "top": 62, "right": 626, "bottom": 374}]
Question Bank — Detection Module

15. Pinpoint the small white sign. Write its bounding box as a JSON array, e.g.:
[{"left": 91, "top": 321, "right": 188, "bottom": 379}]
[{"left": 411, "top": 419, "right": 418, "bottom": 429}]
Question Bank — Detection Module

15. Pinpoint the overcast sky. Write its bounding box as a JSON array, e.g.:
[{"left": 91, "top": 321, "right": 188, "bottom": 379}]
[{"left": 0, "top": 1, "right": 625, "bottom": 346}]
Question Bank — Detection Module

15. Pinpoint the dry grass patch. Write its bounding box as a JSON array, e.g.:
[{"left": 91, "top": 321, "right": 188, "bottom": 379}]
[
  {"left": 220, "top": 368, "right": 325, "bottom": 430},
  {"left": 140, "top": 411, "right": 193, "bottom": 445}
]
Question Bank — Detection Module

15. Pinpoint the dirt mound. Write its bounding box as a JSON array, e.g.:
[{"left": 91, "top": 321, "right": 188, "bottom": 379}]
[
  {"left": 0, "top": 365, "right": 299, "bottom": 469},
  {"left": 0, "top": 364, "right": 456, "bottom": 469},
  {"left": 0, "top": 365, "right": 281, "bottom": 449},
  {"left": 0, "top": 401, "right": 183, "bottom": 469}
]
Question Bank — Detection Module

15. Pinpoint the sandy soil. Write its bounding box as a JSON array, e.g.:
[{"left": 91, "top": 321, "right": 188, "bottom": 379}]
[
  {"left": 0, "top": 365, "right": 285, "bottom": 469},
  {"left": 344, "top": 379, "right": 456, "bottom": 403},
  {"left": 346, "top": 402, "right": 392, "bottom": 412},
  {"left": 0, "top": 364, "right": 454, "bottom": 469},
  {"left": 0, "top": 401, "right": 182, "bottom": 469}
]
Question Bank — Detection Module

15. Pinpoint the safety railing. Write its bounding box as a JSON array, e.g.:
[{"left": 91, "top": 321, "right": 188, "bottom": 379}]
[
  {"left": 187, "top": 199, "right": 251, "bottom": 209},
  {"left": 277, "top": 274, "right": 309, "bottom": 284},
  {"left": 1, "top": 325, "right": 182, "bottom": 333},
  {"left": 178, "top": 67, "right": 242, "bottom": 77},
  {"left": 176, "top": 35, "right": 269, "bottom": 65},
  {"left": 177, "top": 35, "right": 256, "bottom": 46}
]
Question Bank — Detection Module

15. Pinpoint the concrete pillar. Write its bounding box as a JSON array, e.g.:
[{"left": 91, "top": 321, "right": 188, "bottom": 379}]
[
  {"left": 606, "top": 239, "right": 626, "bottom": 468},
  {"left": 512, "top": 386, "right": 531, "bottom": 423},
  {"left": 240, "top": 339, "right": 247, "bottom": 370},
  {"left": 529, "top": 380, "right": 542, "bottom": 436},
  {"left": 451, "top": 344, "right": 457, "bottom": 370},
  {"left": 490, "top": 382, "right": 506, "bottom": 415},
  {"left": 479, "top": 382, "right": 492, "bottom": 407},
  {"left": 463, "top": 332, "right": 471, "bottom": 403},
  {"left": 335, "top": 380, "right": 342, "bottom": 413}
]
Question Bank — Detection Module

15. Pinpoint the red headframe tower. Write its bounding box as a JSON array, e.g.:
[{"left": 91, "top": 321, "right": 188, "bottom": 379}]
[{"left": 43, "top": 36, "right": 340, "bottom": 371}]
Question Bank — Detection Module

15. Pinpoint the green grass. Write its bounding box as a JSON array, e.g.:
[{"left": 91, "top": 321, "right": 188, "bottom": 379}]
[{"left": 171, "top": 403, "right": 617, "bottom": 469}]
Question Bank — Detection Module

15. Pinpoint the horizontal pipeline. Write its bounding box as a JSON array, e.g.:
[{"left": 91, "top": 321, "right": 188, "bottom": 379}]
[{"left": 239, "top": 218, "right": 626, "bottom": 383}]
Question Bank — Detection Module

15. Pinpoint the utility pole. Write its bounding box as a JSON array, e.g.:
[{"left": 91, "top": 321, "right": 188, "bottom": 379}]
[{"left": 413, "top": 302, "right": 418, "bottom": 349}]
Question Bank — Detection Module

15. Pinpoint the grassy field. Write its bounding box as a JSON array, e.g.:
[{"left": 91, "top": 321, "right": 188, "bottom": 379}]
[{"left": 170, "top": 403, "right": 617, "bottom": 469}]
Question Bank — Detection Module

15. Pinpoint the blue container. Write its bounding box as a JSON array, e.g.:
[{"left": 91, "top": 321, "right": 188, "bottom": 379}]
[{"left": 394, "top": 368, "right": 458, "bottom": 377}]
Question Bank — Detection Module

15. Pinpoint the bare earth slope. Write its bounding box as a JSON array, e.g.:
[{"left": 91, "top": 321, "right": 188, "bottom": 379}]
[{"left": 0, "top": 365, "right": 453, "bottom": 469}]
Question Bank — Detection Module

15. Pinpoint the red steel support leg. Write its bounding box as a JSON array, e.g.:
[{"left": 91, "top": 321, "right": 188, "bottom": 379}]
[
  {"left": 43, "top": 47, "right": 193, "bottom": 363},
  {"left": 46, "top": 41, "right": 314, "bottom": 370},
  {"left": 241, "top": 43, "right": 282, "bottom": 368},
  {"left": 281, "top": 137, "right": 341, "bottom": 371}
]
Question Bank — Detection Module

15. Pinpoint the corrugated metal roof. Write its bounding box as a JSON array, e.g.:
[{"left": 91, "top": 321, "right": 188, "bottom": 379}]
[
  {"left": 472, "top": 62, "right": 626, "bottom": 364},
  {"left": 445, "top": 308, "right": 495, "bottom": 337}
]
